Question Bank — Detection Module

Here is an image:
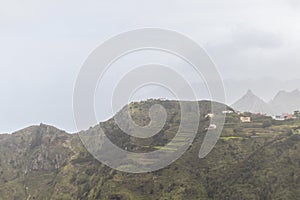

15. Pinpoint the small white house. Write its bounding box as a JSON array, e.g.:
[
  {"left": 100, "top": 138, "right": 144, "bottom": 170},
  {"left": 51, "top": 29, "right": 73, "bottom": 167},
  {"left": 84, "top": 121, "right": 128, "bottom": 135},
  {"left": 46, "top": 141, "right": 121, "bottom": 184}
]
[
  {"left": 273, "top": 115, "right": 285, "bottom": 121},
  {"left": 240, "top": 117, "right": 251, "bottom": 123},
  {"left": 206, "top": 113, "right": 214, "bottom": 118},
  {"left": 222, "top": 110, "right": 234, "bottom": 114},
  {"left": 207, "top": 124, "right": 217, "bottom": 130}
]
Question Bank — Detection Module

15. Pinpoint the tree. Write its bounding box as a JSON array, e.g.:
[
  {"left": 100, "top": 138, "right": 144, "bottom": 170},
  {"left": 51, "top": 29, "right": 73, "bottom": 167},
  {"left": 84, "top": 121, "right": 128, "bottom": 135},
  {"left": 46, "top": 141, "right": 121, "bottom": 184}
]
[
  {"left": 262, "top": 120, "right": 272, "bottom": 128},
  {"left": 294, "top": 110, "right": 300, "bottom": 118}
]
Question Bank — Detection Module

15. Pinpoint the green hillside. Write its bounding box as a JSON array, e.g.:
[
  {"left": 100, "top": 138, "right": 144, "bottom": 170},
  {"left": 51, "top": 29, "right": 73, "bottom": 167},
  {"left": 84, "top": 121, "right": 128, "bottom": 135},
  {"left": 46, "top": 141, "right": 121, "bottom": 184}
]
[{"left": 1, "top": 100, "right": 300, "bottom": 200}]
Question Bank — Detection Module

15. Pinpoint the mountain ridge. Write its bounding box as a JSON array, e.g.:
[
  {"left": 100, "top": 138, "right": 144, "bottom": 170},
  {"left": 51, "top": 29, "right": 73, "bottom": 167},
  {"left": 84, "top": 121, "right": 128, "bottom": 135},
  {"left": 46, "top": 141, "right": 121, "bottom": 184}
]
[
  {"left": 1, "top": 99, "right": 300, "bottom": 199},
  {"left": 231, "top": 89, "right": 272, "bottom": 114},
  {"left": 232, "top": 89, "right": 300, "bottom": 115}
]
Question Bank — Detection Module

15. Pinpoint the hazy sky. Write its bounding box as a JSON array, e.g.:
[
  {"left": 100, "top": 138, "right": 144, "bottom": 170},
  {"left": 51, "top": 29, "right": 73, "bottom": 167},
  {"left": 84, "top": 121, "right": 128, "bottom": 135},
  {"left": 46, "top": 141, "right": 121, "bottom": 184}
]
[{"left": 1, "top": 0, "right": 300, "bottom": 133}]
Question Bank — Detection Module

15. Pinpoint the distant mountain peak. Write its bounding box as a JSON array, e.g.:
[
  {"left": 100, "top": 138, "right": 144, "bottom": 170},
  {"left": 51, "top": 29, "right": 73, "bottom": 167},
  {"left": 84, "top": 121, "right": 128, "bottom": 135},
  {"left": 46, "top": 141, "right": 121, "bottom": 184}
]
[
  {"left": 292, "top": 89, "right": 300, "bottom": 93},
  {"left": 273, "top": 89, "right": 300, "bottom": 99},
  {"left": 246, "top": 89, "right": 254, "bottom": 95},
  {"left": 245, "top": 89, "right": 255, "bottom": 96},
  {"left": 269, "top": 89, "right": 300, "bottom": 114},
  {"left": 12, "top": 123, "right": 67, "bottom": 136},
  {"left": 232, "top": 90, "right": 272, "bottom": 114},
  {"left": 233, "top": 89, "right": 300, "bottom": 115}
]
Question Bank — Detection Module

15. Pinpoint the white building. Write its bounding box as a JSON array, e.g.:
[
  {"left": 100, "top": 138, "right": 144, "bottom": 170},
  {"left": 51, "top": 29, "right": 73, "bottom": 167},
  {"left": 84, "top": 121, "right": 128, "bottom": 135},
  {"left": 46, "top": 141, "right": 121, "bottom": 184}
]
[
  {"left": 273, "top": 115, "right": 285, "bottom": 121},
  {"left": 240, "top": 117, "right": 251, "bottom": 123},
  {"left": 222, "top": 110, "right": 234, "bottom": 114},
  {"left": 206, "top": 113, "right": 214, "bottom": 118},
  {"left": 207, "top": 124, "right": 217, "bottom": 130}
]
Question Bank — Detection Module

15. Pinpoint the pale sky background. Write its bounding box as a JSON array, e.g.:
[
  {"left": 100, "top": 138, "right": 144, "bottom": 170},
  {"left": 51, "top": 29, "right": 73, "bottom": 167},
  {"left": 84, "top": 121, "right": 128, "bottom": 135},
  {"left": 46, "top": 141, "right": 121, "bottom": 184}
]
[{"left": 1, "top": 0, "right": 300, "bottom": 133}]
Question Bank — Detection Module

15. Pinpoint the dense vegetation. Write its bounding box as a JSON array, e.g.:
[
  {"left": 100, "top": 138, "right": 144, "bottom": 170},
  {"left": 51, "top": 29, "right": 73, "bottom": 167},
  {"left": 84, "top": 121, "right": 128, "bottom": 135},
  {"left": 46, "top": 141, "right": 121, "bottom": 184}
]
[{"left": 0, "top": 100, "right": 300, "bottom": 199}]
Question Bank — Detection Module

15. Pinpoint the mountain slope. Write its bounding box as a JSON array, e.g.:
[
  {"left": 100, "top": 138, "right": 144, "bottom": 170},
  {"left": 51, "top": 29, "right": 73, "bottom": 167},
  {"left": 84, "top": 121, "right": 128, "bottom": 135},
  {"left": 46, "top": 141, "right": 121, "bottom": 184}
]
[
  {"left": 232, "top": 89, "right": 300, "bottom": 115},
  {"left": 269, "top": 89, "right": 300, "bottom": 114},
  {"left": 1, "top": 100, "right": 300, "bottom": 199},
  {"left": 231, "top": 90, "right": 272, "bottom": 114},
  {"left": 0, "top": 124, "right": 78, "bottom": 199}
]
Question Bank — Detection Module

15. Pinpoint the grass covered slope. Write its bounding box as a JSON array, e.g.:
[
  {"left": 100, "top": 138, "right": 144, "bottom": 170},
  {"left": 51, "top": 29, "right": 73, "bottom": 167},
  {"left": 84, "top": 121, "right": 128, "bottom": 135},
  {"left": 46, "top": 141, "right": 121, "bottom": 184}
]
[{"left": 0, "top": 100, "right": 300, "bottom": 199}]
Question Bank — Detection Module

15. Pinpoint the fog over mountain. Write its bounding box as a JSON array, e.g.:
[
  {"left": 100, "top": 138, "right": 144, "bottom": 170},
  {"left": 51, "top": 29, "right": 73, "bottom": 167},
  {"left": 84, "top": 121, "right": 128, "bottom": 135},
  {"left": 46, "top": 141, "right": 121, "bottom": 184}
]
[
  {"left": 223, "top": 78, "right": 300, "bottom": 104},
  {"left": 1, "top": 0, "right": 300, "bottom": 133},
  {"left": 270, "top": 89, "right": 300, "bottom": 114},
  {"left": 232, "top": 89, "right": 300, "bottom": 115},
  {"left": 1, "top": 1, "right": 300, "bottom": 199},
  {"left": 231, "top": 90, "right": 272, "bottom": 114}
]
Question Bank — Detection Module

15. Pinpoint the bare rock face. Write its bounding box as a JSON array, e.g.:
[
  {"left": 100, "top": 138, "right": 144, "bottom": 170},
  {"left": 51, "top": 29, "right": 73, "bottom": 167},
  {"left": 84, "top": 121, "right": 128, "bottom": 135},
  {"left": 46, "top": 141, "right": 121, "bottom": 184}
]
[
  {"left": 0, "top": 124, "right": 75, "bottom": 173},
  {"left": 0, "top": 124, "right": 79, "bottom": 199},
  {"left": 30, "top": 152, "right": 62, "bottom": 171},
  {"left": 25, "top": 125, "right": 72, "bottom": 171}
]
